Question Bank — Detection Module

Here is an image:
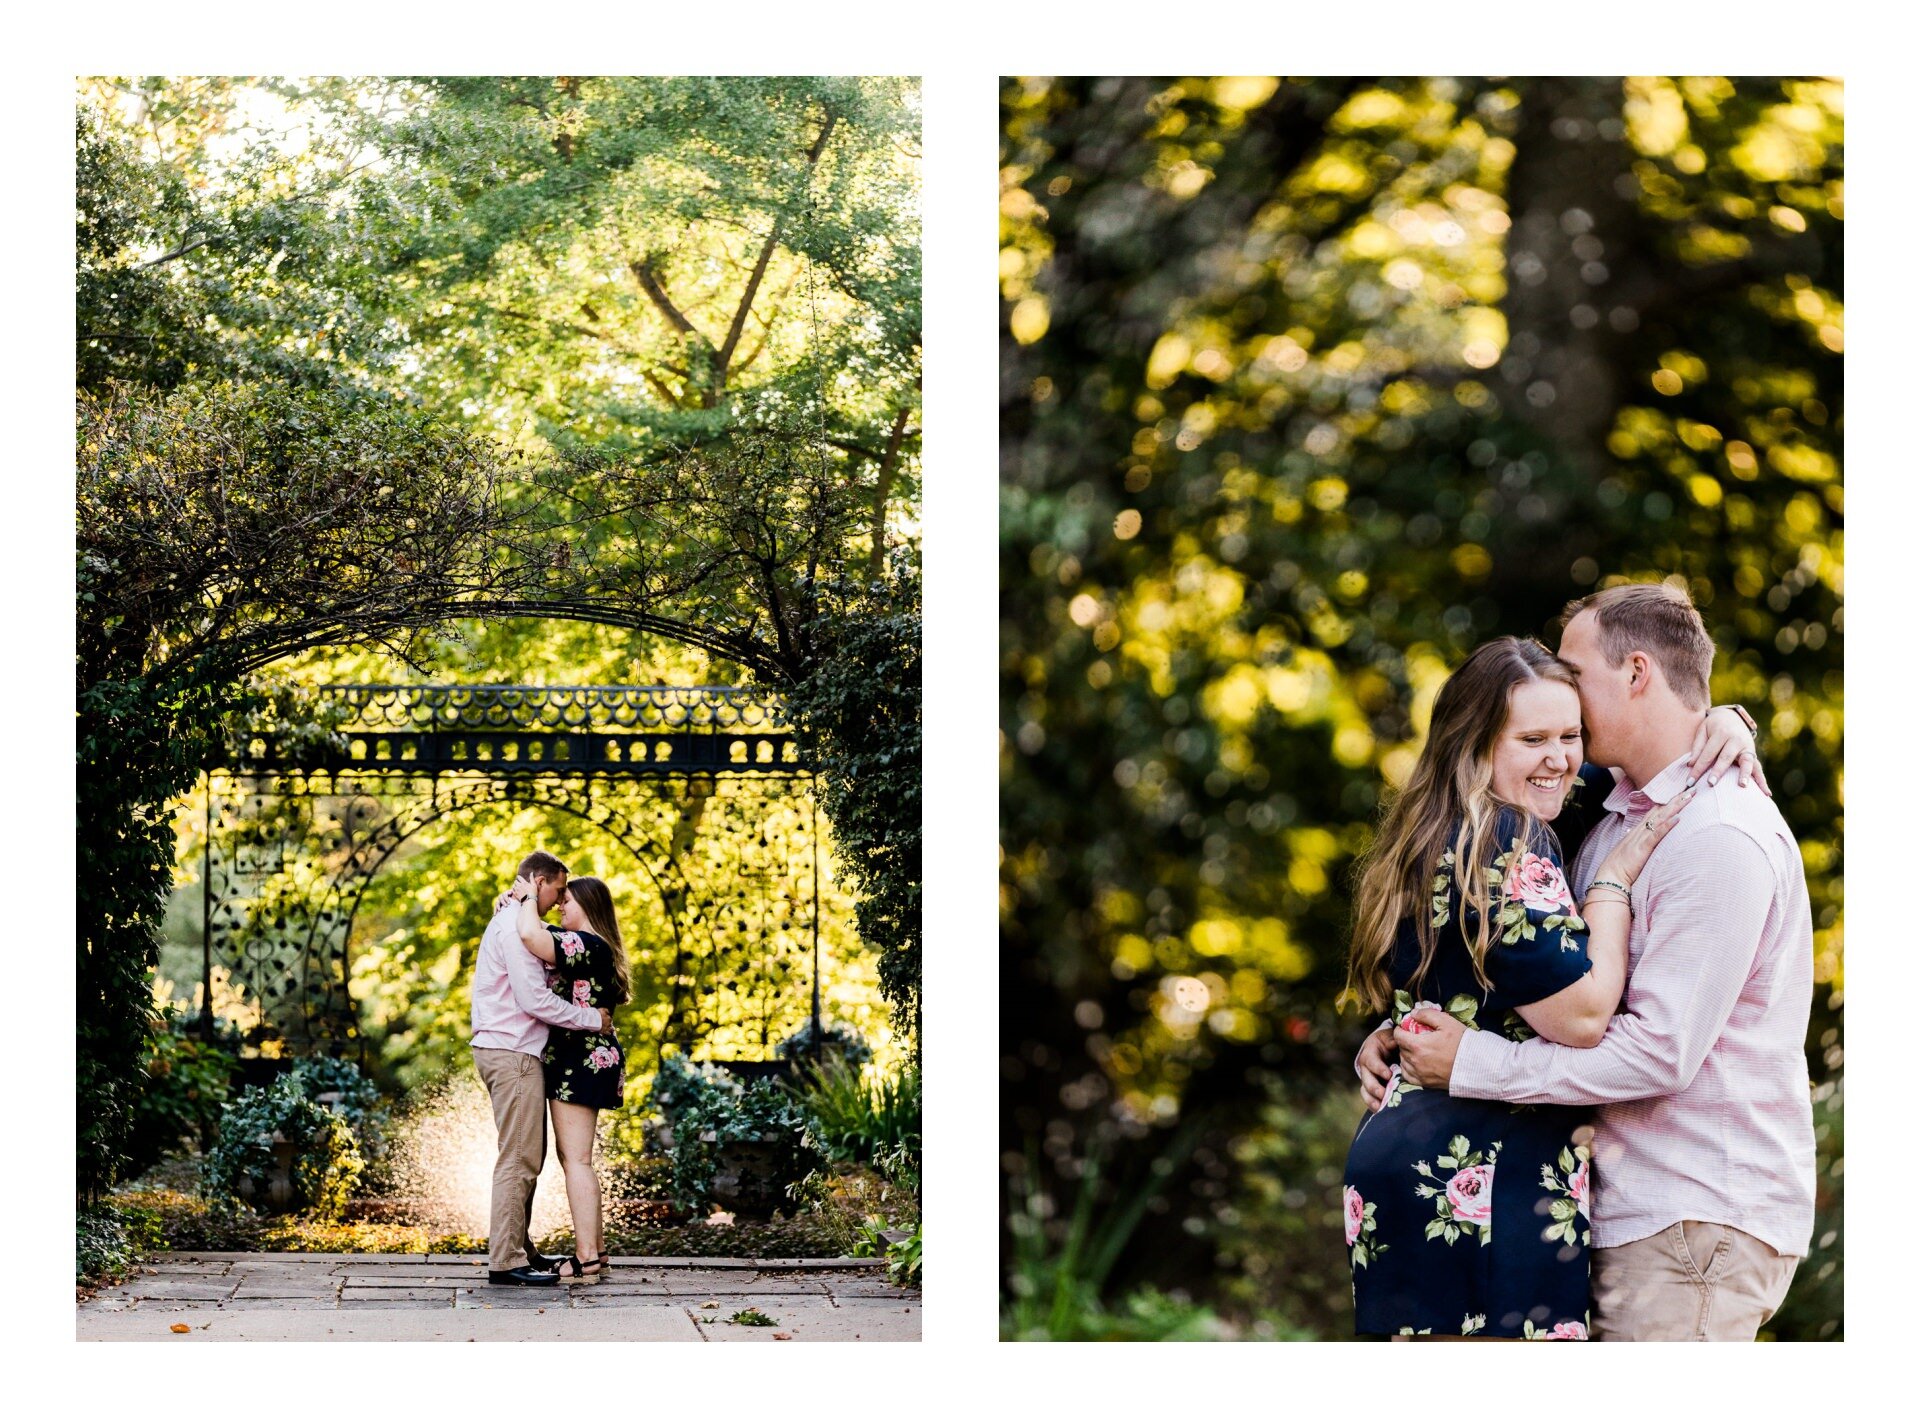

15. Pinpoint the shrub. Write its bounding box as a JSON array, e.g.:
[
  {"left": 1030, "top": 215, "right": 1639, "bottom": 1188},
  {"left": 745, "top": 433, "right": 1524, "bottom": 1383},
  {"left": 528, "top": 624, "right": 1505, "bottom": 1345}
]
[
  {"left": 647, "top": 1054, "right": 817, "bottom": 1211},
  {"left": 785, "top": 570, "right": 922, "bottom": 1040},
  {"left": 77, "top": 1201, "right": 163, "bottom": 1287},
  {"left": 791, "top": 1056, "right": 920, "bottom": 1187},
  {"left": 285, "top": 1055, "right": 387, "bottom": 1156},
  {"left": 203, "top": 1075, "right": 364, "bottom": 1220},
  {"left": 126, "top": 1008, "right": 239, "bottom": 1177},
  {"left": 111, "top": 1186, "right": 264, "bottom": 1252},
  {"left": 1208, "top": 1076, "right": 1363, "bottom": 1340},
  {"left": 776, "top": 1017, "right": 873, "bottom": 1072},
  {"left": 886, "top": 1222, "right": 923, "bottom": 1287}
]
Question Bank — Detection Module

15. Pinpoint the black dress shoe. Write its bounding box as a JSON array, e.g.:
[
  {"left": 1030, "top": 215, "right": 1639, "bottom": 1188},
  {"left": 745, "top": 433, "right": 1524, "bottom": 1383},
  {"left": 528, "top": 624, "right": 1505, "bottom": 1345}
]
[{"left": 488, "top": 1265, "right": 560, "bottom": 1286}]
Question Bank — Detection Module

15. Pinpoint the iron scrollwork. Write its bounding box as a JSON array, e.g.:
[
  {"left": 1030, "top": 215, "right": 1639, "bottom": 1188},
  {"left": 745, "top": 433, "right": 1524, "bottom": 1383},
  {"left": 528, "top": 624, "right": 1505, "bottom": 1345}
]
[{"left": 198, "top": 686, "right": 832, "bottom": 1069}]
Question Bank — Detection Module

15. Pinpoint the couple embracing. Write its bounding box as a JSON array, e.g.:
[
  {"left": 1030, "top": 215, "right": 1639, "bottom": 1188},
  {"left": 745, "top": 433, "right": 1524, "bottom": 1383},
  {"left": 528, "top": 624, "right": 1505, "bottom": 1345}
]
[
  {"left": 1341, "top": 582, "right": 1815, "bottom": 1341},
  {"left": 470, "top": 850, "right": 630, "bottom": 1287}
]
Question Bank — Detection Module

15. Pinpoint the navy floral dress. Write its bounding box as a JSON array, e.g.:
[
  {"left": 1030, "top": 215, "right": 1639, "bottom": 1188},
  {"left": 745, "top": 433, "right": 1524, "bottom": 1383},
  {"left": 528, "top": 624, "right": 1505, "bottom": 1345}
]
[
  {"left": 539, "top": 927, "right": 625, "bottom": 1109},
  {"left": 1343, "top": 764, "right": 1612, "bottom": 1339}
]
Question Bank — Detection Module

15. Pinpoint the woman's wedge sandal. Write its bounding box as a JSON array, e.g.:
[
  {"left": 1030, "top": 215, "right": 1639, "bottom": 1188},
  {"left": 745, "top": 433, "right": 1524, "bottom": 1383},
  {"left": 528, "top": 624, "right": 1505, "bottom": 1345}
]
[{"left": 554, "top": 1255, "right": 604, "bottom": 1285}]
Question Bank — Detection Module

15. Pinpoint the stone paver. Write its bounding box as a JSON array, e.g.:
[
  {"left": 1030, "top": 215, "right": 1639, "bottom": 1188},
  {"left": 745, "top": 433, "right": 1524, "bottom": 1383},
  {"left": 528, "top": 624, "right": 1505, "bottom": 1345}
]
[{"left": 79, "top": 1253, "right": 918, "bottom": 1342}]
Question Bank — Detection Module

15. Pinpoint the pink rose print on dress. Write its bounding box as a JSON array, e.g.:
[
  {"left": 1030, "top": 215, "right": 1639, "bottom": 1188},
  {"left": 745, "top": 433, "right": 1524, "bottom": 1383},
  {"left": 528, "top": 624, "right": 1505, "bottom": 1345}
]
[
  {"left": 586, "top": 1045, "right": 619, "bottom": 1070},
  {"left": 1344, "top": 1185, "right": 1365, "bottom": 1245},
  {"left": 1504, "top": 851, "right": 1575, "bottom": 912},
  {"left": 1381, "top": 1062, "right": 1409, "bottom": 1107},
  {"left": 1539, "top": 1145, "right": 1592, "bottom": 1247},
  {"left": 1399, "top": 1000, "right": 1443, "bottom": 1034},
  {"left": 557, "top": 931, "right": 585, "bottom": 959},
  {"left": 572, "top": 980, "right": 592, "bottom": 1006},
  {"left": 1548, "top": 1320, "right": 1588, "bottom": 1340},
  {"left": 1445, "top": 1164, "right": 1495, "bottom": 1227},
  {"left": 1414, "top": 1136, "right": 1500, "bottom": 1245}
]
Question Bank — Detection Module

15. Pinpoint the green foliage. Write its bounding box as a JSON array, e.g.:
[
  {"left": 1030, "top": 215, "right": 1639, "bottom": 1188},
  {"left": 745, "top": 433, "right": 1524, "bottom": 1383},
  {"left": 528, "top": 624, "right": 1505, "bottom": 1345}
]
[
  {"left": 76, "top": 1201, "right": 164, "bottom": 1287},
  {"left": 885, "top": 1222, "right": 923, "bottom": 1287},
  {"left": 78, "top": 79, "right": 921, "bottom": 1214},
  {"left": 283, "top": 1056, "right": 389, "bottom": 1162},
  {"left": 791, "top": 1056, "right": 921, "bottom": 1188},
  {"left": 729, "top": 1307, "right": 777, "bottom": 1326},
  {"left": 126, "top": 1008, "right": 240, "bottom": 1177},
  {"left": 999, "top": 76, "right": 1841, "bottom": 1337},
  {"left": 646, "top": 1054, "right": 818, "bottom": 1211},
  {"left": 1003, "top": 1125, "right": 1200, "bottom": 1340},
  {"left": 777, "top": 1017, "right": 873, "bottom": 1071},
  {"left": 787, "top": 571, "right": 923, "bottom": 1036},
  {"left": 76, "top": 375, "right": 520, "bottom": 1203},
  {"left": 1209, "top": 1081, "right": 1369, "bottom": 1337},
  {"left": 110, "top": 1186, "right": 267, "bottom": 1254},
  {"left": 77, "top": 663, "right": 249, "bottom": 1202},
  {"left": 203, "top": 1075, "right": 366, "bottom": 1221},
  {"left": 1766, "top": 1076, "right": 1844, "bottom": 1340}
]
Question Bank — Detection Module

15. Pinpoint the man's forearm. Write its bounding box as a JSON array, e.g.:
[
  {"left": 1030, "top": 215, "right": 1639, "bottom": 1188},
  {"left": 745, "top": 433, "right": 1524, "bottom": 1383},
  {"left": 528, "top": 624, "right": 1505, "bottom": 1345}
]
[
  {"left": 504, "top": 952, "right": 599, "bottom": 1030},
  {"left": 1452, "top": 1012, "right": 1693, "bottom": 1106}
]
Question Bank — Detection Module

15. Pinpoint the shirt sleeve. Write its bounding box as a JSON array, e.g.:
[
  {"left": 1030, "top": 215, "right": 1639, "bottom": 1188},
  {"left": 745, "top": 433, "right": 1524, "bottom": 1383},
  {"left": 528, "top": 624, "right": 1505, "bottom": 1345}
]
[
  {"left": 1453, "top": 823, "right": 1776, "bottom": 1105},
  {"left": 503, "top": 922, "right": 601, "bottom": 1030}
]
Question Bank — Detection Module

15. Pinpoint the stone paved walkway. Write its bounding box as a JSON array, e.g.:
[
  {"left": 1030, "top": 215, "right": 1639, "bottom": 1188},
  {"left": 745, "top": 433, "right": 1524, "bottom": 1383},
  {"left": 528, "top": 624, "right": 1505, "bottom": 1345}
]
[{"left": 78, "top": 1253, "right": 920, "bottom": 1341}]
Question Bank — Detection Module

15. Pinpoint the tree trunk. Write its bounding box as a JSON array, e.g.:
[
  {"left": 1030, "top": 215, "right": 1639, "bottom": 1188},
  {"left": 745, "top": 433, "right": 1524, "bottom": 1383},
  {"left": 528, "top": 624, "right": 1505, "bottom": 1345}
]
[{"left": 1498, "top": 77, "right": 1648, "bottom": 479}]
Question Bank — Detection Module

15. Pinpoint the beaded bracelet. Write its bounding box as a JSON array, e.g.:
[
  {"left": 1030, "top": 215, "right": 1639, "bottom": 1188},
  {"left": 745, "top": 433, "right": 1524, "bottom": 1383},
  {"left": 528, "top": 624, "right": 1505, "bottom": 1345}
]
[{"left": 1588, "top": 878, "right": 1632, "bottom": 897}]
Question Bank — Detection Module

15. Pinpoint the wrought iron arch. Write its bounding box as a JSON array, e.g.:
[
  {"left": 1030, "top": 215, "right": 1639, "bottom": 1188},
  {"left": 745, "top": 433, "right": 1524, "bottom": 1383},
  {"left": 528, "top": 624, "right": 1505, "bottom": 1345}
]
[
  {"left": 299, "top": 779, "right": 693, "bottom": 1056},
  {"left": 197, "top": 685, "right": 833, "bottom": 1067}
]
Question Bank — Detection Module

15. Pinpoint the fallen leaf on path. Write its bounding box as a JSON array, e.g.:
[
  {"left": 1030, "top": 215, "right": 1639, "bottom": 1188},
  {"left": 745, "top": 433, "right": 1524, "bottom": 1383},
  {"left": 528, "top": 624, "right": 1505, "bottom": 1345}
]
[
  {"left": 773, "top": 1332, "right": 792, "bottom": 1341},
  {"left": 168, "top": 1324, "right": 190, "bottom": 1334}
]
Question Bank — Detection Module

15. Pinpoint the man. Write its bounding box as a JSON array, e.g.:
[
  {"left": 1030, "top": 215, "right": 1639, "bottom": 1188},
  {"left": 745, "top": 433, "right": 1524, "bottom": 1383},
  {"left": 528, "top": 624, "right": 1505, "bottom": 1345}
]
[
  {"left": 1363, "top": 583, "right": 1815, "bottom": 1340},
  {"left": 470, "top": 849, "right": 611, "bottom": 1286}
]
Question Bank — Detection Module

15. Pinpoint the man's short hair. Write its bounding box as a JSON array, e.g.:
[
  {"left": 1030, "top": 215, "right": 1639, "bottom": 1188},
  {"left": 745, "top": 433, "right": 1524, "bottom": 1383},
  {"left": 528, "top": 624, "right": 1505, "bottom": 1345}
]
[
  {"left": 516, "top": 850, "right": 568, "bottom": 882},
  {"left": 1559, "top": 581, "right": 1715, "bottom": 709}
]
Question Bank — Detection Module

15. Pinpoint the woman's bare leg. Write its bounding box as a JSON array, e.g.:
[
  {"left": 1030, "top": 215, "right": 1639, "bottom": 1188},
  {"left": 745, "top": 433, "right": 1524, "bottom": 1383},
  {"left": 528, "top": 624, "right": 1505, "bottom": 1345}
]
[{"left": 550, "top": 1100, "right": 602, "bottom": 1261}]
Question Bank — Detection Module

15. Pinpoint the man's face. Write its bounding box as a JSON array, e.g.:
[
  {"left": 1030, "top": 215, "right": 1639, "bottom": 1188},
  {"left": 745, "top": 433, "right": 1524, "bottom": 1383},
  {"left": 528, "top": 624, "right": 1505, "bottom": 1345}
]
[
  {"left": 535, "top": 873, "right": 568, "bottom": 916},
  {"left": 1557, "top": 611, "right": 1631, "bottom": 765}
]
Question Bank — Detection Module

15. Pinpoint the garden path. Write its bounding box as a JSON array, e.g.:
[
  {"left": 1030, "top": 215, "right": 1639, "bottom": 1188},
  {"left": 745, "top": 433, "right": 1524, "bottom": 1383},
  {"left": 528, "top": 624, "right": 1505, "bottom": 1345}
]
[{"left": 77, "top": 1252, "right": 919, "bottom": 1341}]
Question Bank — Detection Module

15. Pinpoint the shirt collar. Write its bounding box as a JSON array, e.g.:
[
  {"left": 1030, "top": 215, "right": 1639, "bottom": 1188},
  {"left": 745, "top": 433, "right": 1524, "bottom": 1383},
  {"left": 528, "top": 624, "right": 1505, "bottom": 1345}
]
[{"left": 1601, "top": 753, "right": 1695, "bottom": 818}]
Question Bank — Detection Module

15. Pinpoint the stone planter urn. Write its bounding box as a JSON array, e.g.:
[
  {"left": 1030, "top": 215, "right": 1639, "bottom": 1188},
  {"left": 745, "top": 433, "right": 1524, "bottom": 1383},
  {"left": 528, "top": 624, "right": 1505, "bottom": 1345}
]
[
  {"left": 702, "top": 1130, "right": 790, "bottom": 1218},
  {"left": 232, "top": 1131, "right": 300, "bottom": 1213}
]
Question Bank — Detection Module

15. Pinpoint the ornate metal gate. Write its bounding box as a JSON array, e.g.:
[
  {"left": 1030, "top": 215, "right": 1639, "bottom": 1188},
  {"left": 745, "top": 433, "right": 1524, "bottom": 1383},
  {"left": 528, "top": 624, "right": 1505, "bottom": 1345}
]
[{"left": 198, "top": 685, "right": 830, "bottom": 1066}]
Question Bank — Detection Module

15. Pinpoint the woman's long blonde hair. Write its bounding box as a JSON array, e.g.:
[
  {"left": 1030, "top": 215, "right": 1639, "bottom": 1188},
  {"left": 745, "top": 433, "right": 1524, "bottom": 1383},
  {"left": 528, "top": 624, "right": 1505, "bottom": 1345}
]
[
  {"left": 564, "top": 876, "right": 630, "bottom": 1005},
  {"left": 1343, "top": 636, "right": 1576, "bottom": 1013}
]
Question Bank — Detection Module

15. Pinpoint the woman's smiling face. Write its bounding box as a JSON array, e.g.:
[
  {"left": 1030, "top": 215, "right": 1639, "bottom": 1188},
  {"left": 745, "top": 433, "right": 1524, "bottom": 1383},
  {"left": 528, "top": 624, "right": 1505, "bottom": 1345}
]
[{"left": 1489, "top": 678, "right": 1584, "bottom": 819}]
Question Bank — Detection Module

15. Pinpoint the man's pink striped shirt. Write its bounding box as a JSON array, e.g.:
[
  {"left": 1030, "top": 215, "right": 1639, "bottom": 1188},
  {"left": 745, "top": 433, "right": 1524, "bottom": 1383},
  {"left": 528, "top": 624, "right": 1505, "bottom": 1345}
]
[{"left": 1451, "top": 754, "right": 1817, "bottom": 1257}]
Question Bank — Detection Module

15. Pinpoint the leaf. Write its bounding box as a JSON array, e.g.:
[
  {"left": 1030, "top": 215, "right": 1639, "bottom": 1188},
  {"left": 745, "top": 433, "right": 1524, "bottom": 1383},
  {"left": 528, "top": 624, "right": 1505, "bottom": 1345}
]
[{"left": 169, "top": 1323, "right": 190, "bottom": 1333}]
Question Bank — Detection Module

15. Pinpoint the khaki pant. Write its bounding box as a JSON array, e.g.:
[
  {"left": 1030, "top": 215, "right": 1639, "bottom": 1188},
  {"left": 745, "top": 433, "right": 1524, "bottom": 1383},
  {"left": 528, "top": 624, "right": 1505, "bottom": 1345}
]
[
  {"left": 473, "top": 1047, "right": 547, "bottom": 1272},
  {"left": 1591, "top": 1220, "right": 1799, "bottom": 1341}
]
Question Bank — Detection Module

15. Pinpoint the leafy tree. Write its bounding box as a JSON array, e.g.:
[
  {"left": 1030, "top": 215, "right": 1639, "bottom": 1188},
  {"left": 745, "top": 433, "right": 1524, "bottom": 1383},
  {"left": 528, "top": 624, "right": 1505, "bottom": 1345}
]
[
  {"left": 77, "top": 380, "right": 532, "bottom": 1197},
  {"left": 999, "top": 76, "right": 1841, "bottom": 1336},
  {"left": 76, "top": 78, "right": 924, "bottom": 1193}
]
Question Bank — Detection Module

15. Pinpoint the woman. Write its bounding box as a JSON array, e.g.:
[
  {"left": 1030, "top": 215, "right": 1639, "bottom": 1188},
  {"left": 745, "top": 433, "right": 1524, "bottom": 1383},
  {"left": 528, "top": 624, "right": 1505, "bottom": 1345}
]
[
  {"left": 507, "top": 872, "right": 629, "bottom": 1285},
  {"left": 1339, "top": 636, "right": 1755, "bottom": 1339}
]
